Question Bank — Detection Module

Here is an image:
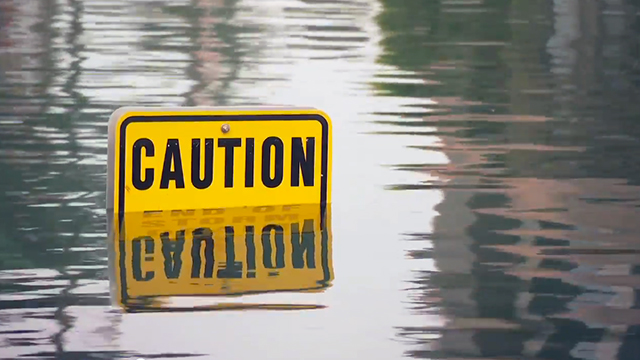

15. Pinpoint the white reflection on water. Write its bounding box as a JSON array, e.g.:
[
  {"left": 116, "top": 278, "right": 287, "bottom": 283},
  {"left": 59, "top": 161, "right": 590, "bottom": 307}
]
[
  {"left": 112, "top": 0, "right": 447, "bottom": 359},
  {"left": 0, "top": 0, "right": 448, "bottom": 358}
]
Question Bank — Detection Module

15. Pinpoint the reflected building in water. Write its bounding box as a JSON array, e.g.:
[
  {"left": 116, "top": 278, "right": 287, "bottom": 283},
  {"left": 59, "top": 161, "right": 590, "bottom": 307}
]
[
  {"left": 184, "top": 0, "right": 234, "bottom": 106},
  {"left": 375, "top": 0, "right": 640, "bottom": 359},
  {"left": 181, "top": 0, "right": 266, "bottom": 107}
]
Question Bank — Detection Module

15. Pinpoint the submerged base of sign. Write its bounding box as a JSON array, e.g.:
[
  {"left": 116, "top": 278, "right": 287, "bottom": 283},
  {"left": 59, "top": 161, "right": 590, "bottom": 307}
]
[
  {"left": 106, "top": 203, "right": 333, "bottom": 313},
  {"left": 107, "top": 106, "right": 333, "bottom": 214},
  {"left": 118, "top": 301, "right": 328, "bottom": 313}
]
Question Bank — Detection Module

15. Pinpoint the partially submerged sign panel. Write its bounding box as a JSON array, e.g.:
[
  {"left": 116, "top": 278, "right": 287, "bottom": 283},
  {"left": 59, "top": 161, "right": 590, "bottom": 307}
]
[
  {"left": 106, "top": 107, "right": 333, "bottom": 311},
  {"left": 109, "top": 203, "right": 333, "bottom": 311},
  {"left": 107, "top": 107, "right": 332, "bottom": 214}
]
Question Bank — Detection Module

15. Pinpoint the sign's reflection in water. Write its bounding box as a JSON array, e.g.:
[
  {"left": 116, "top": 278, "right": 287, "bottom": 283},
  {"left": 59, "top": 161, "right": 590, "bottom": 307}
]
[{"left": 107, "top": 204, "right": 332, "bottom": 313}]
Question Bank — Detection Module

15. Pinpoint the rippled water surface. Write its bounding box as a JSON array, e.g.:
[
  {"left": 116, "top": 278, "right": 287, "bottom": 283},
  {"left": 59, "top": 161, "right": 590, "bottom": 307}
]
[{"left": 2, "top": 0, "right": 640, "bottom": 359}]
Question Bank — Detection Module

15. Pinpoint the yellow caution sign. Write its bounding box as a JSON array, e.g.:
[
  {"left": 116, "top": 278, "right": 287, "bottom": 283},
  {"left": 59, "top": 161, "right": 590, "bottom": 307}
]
[
  {"left": 107, "top": 107, "right": 332, "bottom": 214},
  {"left": 108, "top": 203, "right": 333, "bottom": 311}
]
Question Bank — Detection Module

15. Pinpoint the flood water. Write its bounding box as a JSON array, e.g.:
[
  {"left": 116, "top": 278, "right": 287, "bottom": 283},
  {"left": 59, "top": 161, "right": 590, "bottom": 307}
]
[{"left": 1, "top": 0, "right": 640, "bottom": 359}]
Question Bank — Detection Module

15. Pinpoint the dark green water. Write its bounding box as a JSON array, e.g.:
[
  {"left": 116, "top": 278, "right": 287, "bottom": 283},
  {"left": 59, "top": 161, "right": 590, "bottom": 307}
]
[{"left": 1, "top": 0, "right": 640, "bottom": 359}]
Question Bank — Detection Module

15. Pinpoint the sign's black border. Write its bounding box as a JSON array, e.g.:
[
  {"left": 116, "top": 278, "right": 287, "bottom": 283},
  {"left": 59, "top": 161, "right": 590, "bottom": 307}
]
[
  {"left": 118, "top": 114, "right": 329, "bottom": 222},
  {"left": 115, "top": 114, "right": 331, "bottom": 310}
]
